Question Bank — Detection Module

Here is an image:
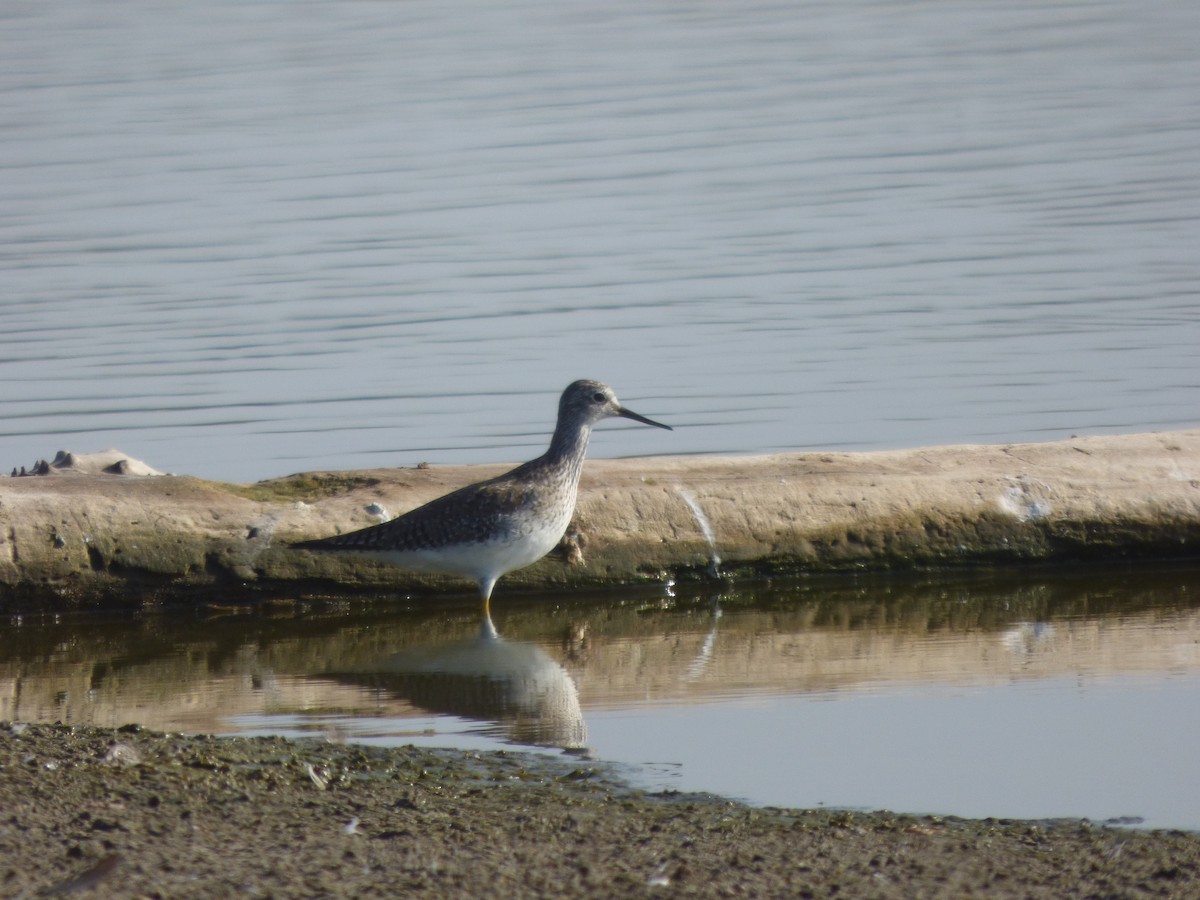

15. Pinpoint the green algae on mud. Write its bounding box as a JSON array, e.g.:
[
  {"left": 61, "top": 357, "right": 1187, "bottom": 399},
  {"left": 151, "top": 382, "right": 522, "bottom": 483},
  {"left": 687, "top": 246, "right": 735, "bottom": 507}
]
[
  {"left": 2, "top": 722, "right": 1198, "bottom": 898},
  {"left": 221, "top": 472, "right": 385, "bottom": 504}
]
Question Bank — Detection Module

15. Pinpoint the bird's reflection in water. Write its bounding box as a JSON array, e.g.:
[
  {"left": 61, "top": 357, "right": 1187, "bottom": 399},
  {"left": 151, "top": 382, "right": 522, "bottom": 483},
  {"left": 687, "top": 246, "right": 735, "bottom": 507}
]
[{"left": 329, "top": 614, "right": 587, "bottom": 751}]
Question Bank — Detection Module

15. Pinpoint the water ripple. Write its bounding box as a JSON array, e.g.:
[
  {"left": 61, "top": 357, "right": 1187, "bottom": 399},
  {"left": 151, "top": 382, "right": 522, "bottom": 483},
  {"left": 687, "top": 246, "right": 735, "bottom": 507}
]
[{"left": 2, "top": 0, "right": 1198, "bottom": 479}]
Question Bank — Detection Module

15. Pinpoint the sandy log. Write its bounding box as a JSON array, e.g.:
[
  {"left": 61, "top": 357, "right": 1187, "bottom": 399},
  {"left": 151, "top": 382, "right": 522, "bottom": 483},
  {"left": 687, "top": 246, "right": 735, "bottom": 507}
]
[{"left": 1, "top": 430, "right": 1197, "bottom": 601}]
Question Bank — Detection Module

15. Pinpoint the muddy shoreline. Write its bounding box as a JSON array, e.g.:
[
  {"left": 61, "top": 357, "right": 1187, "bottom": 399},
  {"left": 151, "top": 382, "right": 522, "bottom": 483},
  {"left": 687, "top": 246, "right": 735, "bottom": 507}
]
[
  {"left": 2, "top": 721, "right": 1197, "bottom": 898},
  {"left": 3, "top": 434, "right": 1200, "bottom": 896}
]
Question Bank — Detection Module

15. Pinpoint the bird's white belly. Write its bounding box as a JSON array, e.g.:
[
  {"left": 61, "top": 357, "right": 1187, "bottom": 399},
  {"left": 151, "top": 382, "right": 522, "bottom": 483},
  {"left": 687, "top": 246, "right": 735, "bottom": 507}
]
[{"left": 374, "top": 516, "right": 566, "bottom": 582}]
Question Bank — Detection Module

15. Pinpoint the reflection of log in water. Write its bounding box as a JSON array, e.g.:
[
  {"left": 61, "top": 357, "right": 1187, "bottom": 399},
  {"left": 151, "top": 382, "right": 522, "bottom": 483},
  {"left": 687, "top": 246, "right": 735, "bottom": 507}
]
[{"left": 328, "top": 616, "right": 586, "bottom": 750}]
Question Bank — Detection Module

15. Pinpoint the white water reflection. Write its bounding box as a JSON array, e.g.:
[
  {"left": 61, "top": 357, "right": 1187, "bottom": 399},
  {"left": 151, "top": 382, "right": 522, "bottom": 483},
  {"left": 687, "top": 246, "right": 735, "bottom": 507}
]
[
  {"left": 321, "top": 615, "right": 587, "bottom": 750},
  {"left": 3, "top": 0, "right": 1199, "bottom": 480}
]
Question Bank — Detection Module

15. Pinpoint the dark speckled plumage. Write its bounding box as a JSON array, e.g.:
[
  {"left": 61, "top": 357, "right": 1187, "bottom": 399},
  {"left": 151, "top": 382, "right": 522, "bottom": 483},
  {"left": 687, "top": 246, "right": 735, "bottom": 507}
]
[
  {"left": 297, "top": 463, "right": 561, "bottom": 552},
  {"left": 294, "top": 380, "right": 671, "bottom": 614}
]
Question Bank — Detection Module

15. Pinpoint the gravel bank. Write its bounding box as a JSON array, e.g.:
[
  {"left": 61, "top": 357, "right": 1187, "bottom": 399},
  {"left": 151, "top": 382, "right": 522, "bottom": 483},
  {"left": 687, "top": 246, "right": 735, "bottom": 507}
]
[{"left": 3, "top": 722, "right": 1198, "bottom": 898}]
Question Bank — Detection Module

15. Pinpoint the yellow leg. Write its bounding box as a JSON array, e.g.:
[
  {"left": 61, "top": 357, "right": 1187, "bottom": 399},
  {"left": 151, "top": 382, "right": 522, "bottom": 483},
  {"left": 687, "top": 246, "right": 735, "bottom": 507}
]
[{"left": 478, "top": 575, "right": 498, "bottom": 621}]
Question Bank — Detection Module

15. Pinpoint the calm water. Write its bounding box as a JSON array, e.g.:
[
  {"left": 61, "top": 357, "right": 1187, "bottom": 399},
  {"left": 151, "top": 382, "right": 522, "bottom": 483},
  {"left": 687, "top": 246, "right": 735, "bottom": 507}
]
[
  {"left": 2, "top": 0, "right": 1199, "bottom": 481},
  {"left": 4, "top": 570, "right": 1200, "bottom": 830}
]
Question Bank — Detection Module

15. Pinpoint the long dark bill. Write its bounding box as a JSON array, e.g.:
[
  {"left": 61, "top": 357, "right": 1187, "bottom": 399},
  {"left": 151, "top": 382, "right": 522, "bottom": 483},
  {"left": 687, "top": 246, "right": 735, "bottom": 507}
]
[{"left": 618, "top": 406, "right": 672, "bottom": 430}]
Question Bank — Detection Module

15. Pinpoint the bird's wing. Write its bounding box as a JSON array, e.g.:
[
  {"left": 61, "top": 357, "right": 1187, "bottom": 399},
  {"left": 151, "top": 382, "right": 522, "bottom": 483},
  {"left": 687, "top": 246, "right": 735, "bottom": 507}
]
[{"left": 294, "top": 477, "right": 535, "bottom": 552}]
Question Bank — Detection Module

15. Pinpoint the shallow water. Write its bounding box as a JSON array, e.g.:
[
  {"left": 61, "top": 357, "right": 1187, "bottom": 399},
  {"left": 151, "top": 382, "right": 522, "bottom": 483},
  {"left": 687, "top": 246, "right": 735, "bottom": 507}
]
[
  {"left": 3, "top": 0, "right": 1199, "bottom": 481},
  {"left": 4, "top": 569, "right": 1200, "bottom": 829}
]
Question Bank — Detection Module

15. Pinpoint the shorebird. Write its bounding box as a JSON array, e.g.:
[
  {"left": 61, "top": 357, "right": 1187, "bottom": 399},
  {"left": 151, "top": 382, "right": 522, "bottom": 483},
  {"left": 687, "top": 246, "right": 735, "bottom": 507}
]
[{"left": 294, "top": 380, "right": 671, "bottom": 615}]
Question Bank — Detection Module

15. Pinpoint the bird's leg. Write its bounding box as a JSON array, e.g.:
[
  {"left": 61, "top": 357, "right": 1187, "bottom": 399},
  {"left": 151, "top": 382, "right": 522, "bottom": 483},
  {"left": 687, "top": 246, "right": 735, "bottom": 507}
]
[
  {"left": 478, "top": 612, "right": 499, "bottom": 640},
  {"left": 478, "top": 575, "right": 498, "bottom": 621}
]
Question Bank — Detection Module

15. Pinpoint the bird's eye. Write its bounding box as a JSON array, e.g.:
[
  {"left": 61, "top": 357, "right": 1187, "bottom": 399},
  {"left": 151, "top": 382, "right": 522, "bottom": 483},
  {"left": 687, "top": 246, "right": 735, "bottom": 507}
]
[{"left": 592, "top": 392, "right": 606, "bottom": 403}]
